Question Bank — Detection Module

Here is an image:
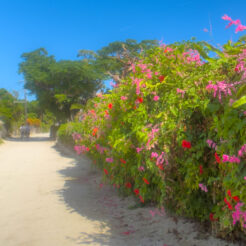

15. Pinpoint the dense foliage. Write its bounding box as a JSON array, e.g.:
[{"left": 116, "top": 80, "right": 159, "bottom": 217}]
[
  {"left": 58, "top": 34, "right": 246, "bottom": 239},
  {"left": 19, "top": 48, "right": 104, "bottom": 120}
]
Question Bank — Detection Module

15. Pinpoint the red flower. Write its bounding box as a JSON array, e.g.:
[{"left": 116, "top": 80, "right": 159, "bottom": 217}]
[
  {"left": 143, "top": 178, "right": 149, "bottom": 184},
  {"left": 104, "top": 169, "right": 108, "bottom": 175},
  {"left": 137, "top": 97, "right": 143, "bottom": 103},
  {"left": 108, "top": 103, "right": 113, "bottom": 109},
  {"left": 92, "top": 127, "right": 98, "bottom": 136},
  {"left": 209, "top": 213, "right": 218, "bottom": 221},
  {"left": 159, "top": 75, "right": 165, "bottom": 82},
  {"left": 181, "top": 140, "right": 191, "bottom": 149},
  {"left": 125, "top": 182, "right": 132, "bottom": 188},
  {"left": 227, "top": 190, "right": 232, "bottom": 197},
  {"left": 224, "top": 197, "right": 233, "bottom": 210},
  {"left": 139, "top": 195, "right": 144, "bottom": 203},
  {"left": 158, "top": 164, "right": 164, "bottom": 170},
  {"left": 199, "top": 165, "right": 203, "bottom": 175},
  {"left": 86, "top": 147, "right": 90, "bottom": 152},
  {"left": 105, "top": 110, "right": 109, "bottom": 115},
  {"left": 232, "top": 196, "right": 240, "bottom": 202},
  {"left": 215, "top": 152, "right": 221, "bottom": 164},
  {"left": 120, "top": 158, "right": 126, "bottom": 164},
  {"left": 134, "top": 189, "right": 139, "bottom": 195}
]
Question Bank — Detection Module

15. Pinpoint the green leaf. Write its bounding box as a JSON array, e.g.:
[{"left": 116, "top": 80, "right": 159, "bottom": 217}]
[{"left": 232, "top": 96, "right": 246, "bottom": 108}]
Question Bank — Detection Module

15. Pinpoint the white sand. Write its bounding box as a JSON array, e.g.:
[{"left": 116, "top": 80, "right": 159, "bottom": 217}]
[{"left": 0, "top": 133, "right": 241, "bottom": 246}]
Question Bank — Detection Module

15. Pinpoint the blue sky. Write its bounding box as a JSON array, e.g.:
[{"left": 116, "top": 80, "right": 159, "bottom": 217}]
[{"left": 0, "top": 0, "right": 246, "bottom": 100}]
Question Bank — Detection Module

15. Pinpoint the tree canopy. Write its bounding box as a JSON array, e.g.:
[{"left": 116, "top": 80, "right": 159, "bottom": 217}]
[{"left": 19, "top": 48, "right": 104, "bottom": 120}]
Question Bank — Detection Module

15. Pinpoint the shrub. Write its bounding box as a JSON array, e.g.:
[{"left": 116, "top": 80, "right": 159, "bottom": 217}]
[{"left": 68, "top": 28, "right": 246, "bottom": 239}]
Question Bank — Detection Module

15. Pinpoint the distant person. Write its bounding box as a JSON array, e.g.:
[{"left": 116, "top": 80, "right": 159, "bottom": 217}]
[
  {"left": 25, "top": 123, "right": 30, "bottom": 138},
  {"left": 20, "top": 124, "right": 25, "bottom": 139}
]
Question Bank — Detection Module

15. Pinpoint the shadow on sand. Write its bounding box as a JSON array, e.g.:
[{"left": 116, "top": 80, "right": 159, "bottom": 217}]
[
  {"left": 52, "top": 143, "right": 141, "bottom": 246},
  {"left": 5, "top": 136, "right": 52, "bottom": 142}
]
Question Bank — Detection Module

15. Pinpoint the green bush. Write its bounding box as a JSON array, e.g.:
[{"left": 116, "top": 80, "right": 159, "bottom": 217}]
[{"left": 67, "top": 38, "right": 246, "bottom": 240}]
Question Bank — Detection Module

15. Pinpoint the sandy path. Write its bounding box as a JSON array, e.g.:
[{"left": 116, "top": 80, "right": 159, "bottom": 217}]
[{"left": 0, "top": 134, "right": 241, "bottom": 246}]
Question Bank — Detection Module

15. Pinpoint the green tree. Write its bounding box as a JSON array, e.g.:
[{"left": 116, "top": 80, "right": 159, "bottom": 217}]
[
  {"left": 19, "top": 48, "right": 103, "bottom": 121},
  {"left": 0, "top": 89, "right": 23, "bottom": 132},
  {"left": 78, "top": 39, "right": 158, "bottom": 83}
]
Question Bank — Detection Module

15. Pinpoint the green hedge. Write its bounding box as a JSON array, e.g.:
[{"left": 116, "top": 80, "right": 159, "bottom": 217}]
[{"left": 64, "top": 39, "right": 246, "bottom": 240}]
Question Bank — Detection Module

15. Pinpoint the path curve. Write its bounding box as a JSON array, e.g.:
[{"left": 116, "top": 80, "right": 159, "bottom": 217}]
[{"left": 0, "top": 134, "right": 240, "bottom": 246}]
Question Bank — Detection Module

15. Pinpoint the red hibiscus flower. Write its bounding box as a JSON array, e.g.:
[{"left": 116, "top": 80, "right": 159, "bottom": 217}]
[
  {"left": 108, "top": 103, "right": 113, "bottom": 109},
  {"left": 209, "top": 213, "right": 218, "bottom": 221},
  {"left": 125, "top": 182, "right": 132, "bottom": 188},
  {"left": 159, "top": 75, "right": 165, "bottom": 82},
  {"left": 143, "top": 178, "right": 149, "bottom": 184},
  {"left": 224, "top": 197, "right": 233, "bottom": 210},
  {"left": 92, "top": 127, "right": 98, "bottom": 136},
  {"left": 137, "top": 97, "right": 143, "bottom": 103},
  {"left": 232, "top": 196, "right": 240, "bottom": 202},
  {"left": 120, "top": 158, "right": 126, "bottom": 164},
  {"left": 104, "top": 169, "right": 108, "bottom": 175},
  {"left": 215, "top": 152, "right": 221, "bottom": 164},
  {"left": 199, "top": 165, "right": 203, "bottom": 175},
  {"left": 139, "top": 195, "right": 144, "bottom": 203},
  {"left": 182, "top": 140, "right": 191, "bottom": 149},
  {"left": 134, "top": 189, "right": 139, "bottom": 195}
]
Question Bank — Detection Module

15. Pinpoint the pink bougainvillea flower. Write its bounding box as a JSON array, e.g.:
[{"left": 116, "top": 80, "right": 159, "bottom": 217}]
[
  {"left": 108, "top": 103, "right": 113, "bottom": 109},
  {"left": 151, "top": 152, "right": 158, "bottom": 158},
  {"left": 244, "top": 176, "right": 246, "bottom": 180},
  {"left": 106, "top": 157, "right": 113, "bottom": 163},
  {"left": 136, "top": 147, "right": 144, "bottom": 153},
  {"left": 153, "top": 95, "right": 160, "bottom": 101},
  {"left": 199, "top": 183, "right": 208, "bottom": 192},
  {"left": 143, "top": 177, "right": 150, "bottom": 184},
  {"left": 121, "top": 96, "right": 127, "bottom": 100},
  {"left": 138, "top": 166, "right": 145, "bottom": 171},
  {"left": 182, "top": 140, "right": 191, "bottom": 149},
  {"left": 235, "top": 24, "right": 246, "bottom": 33},
  {"left": 158, "top": 75, "right": 165, "bottom": 82},
  {"left": 104, "top": 169, "right": 108, "bottom": 175}
]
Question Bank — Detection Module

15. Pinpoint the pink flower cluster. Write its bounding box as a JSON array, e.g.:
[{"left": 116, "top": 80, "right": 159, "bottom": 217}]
[
  {"left": 121, "top": 96, "right": 127, "bottom": 100},
  {"left": 156, "top": 151, "right": 169, "bottom": 166},
  {"left": 146, "top": 127, "right": 159, "bottom": 150},
  {"left": 206, "top": 139, "right": 217, "bottom": 150},
  {"left": 151, "top": 152, "right": 158, "bottom": 158},
  {"left": 176, "top": 88, "right": 186, "bottom": 98},
  {"left": 74, "top": 145, "right": 89, "bottom": 155},
  {"left": 238, "top": 144, "right": 246, "bottom": 157},
  {"left": 235, "top": 49, "right": 246, "bottom": 80},
  {"left": 72, "top": 133, "right": 82, "bottom": 141},
  {"left": 182, "top": 49, "right": 202, "bottom": 66},
  {"left": 138, "top": 166, "right": 145, "bottom": 171},
  {"left": 199, "top": 183, "right": 208, "bottom": 192},
  {"left": 153, "top": 95, "right": 160, "bottom": 101},
  {"left": 96, "top": 144, "right": 105, "bottom": 154},
  {"left": 105, "top": 157, "right": 114, "bottom": 163},
  {"left": 222, "top": 14, "right": 246, "bottom": 33},
  {"left": 136, "top": 147, "right": 144, "bottom": 153},
  {"left": 137, "top": 63, "right": 153, "bottom": 79},
  {"left": 132, "top": 77, "right": 143, "bottom": 95},
  {"left": 206, "top": 80, "right": 238, "bottom": 102},
  {"left": 222, "top": 154, "right": 240, "bottom": 163},
  {"left": 232, "top": 202, "right": 246, "bottom": 228}
]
